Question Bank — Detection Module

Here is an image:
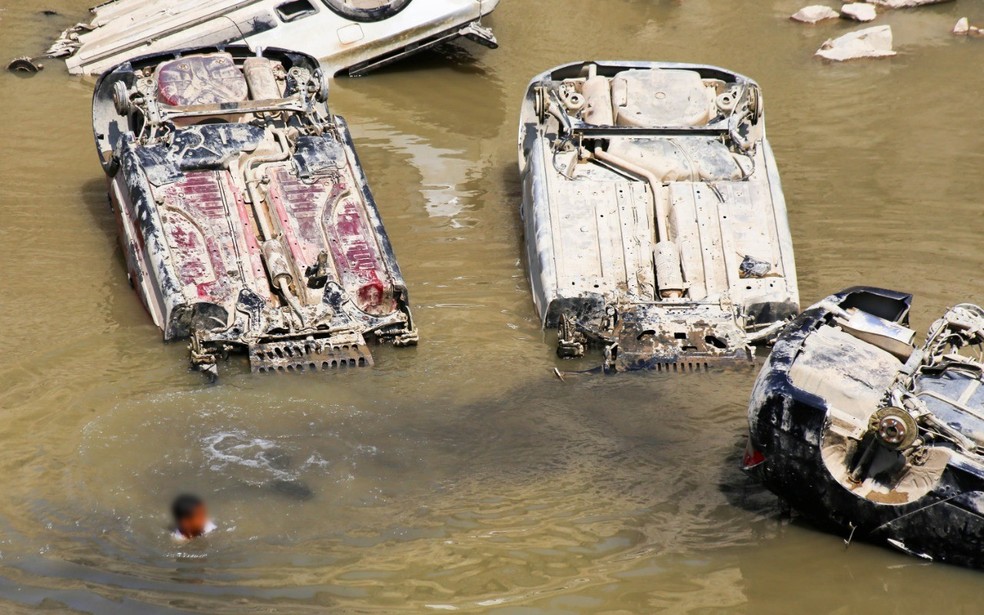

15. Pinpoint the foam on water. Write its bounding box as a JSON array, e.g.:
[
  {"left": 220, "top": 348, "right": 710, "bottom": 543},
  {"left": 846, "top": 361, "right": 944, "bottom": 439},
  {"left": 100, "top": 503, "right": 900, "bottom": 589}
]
[{"left": 202, "top": 430, "right": 297, "bottom": 483}]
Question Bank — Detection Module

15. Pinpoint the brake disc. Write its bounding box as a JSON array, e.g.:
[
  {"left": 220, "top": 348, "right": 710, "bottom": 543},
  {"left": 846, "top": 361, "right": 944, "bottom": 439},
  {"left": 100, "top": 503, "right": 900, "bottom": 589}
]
[{"left": 870, "top": 406, "right": 919, "bottom": 450}]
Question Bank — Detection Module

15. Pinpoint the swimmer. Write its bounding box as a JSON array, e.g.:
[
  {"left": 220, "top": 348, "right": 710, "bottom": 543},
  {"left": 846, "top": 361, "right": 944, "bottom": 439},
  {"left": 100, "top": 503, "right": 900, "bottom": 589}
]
[{"left": 170, "top": 494, "right": 216, "bottom": 541}]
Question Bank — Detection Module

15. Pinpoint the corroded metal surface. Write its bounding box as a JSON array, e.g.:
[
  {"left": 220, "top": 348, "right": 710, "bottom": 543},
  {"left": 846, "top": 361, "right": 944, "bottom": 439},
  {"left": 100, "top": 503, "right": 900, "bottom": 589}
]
[
  {"left": 519, "top": 61, "right": 799, "bottom": 372},
  {"left": 747, "top": 288, "right": 984, "bottom": 568},
  {"left": 93, "top": 46, "right": 417, "bottom": 376}
]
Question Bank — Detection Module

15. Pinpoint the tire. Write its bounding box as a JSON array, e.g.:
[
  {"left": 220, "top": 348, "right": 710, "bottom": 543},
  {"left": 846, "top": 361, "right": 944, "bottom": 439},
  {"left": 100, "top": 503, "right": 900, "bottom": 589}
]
[{"left": 320, "top": 0, "right": 413, "bottom": 22}]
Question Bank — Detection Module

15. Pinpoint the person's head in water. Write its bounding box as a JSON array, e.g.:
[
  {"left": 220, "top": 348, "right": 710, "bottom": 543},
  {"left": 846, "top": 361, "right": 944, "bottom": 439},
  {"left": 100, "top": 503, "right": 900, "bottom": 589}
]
[{"left": 171, "top": 494, "right": 210, "bottom": 540}]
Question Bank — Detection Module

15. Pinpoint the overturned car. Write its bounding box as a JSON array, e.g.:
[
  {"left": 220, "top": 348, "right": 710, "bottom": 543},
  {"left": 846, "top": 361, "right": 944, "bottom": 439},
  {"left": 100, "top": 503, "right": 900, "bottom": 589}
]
[
  {"left": 518, "top": 62, "right": 799, "bottom": 372},
  {"left": 93, "top": 46, "right": 417, "bottom": 376},
  {"left": 746, "top": 287, "right": 984, "bottom": 568},
  {"left": 49, "top": 0, "right": 499, "bottom": 77}
]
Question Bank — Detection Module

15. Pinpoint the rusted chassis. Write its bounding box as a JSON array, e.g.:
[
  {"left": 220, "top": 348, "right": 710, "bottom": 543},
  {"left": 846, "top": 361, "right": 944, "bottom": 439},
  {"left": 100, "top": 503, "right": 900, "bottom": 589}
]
[
  {"left": 93, "top": 46, "right": 416, "bottom": 375},
  {"left": 746, "top": 287, "right": 984, "bottom": 568},
  {"left": 518, "top": 61, "right": 799, "bottom": 372}
]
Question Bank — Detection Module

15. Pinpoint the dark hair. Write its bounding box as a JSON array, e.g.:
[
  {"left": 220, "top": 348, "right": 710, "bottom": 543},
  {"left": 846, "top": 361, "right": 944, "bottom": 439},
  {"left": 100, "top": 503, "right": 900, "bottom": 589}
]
[{"left": 171, "top": 494, "right": 204, "bottom": 521}]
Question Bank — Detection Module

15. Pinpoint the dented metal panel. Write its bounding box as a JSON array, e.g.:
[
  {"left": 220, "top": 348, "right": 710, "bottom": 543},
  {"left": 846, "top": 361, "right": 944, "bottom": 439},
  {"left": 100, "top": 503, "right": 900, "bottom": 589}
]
[
  {"left": 747, "top": 287, "right": 984, "bottom": 569},
  {"left": 93, "top": 46, "right": 416, "bottom": 377},
  {"left": 518, "top": 61, "right": 800, "bottom": 371}
]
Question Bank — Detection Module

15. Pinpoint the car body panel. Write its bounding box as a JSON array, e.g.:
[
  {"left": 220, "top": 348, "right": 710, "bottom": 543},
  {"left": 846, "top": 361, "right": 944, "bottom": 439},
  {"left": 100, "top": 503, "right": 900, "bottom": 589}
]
[
  {"left": 51, "top": 0, "right": 499, "bottom": 77},
  {"left": 518, "top": 61, "right": 799, "bottom": 371},
  {"left": 747, "top": 287, "right": 984, "bottom": 568},
  {"left": 93, "top": 46, "right": 417, "bottom": 376}
]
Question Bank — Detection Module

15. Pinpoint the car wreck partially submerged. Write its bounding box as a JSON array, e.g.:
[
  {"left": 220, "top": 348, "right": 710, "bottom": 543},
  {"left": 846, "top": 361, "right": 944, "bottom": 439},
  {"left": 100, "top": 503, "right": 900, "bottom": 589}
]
[
  {"left": 94, "top": 46, "right": 417, "bottom": 376},
  {"left": 49, "top": 0, "right": 499, "bottom": 77},
  {"left": 518, "top": 62, "right": 799, "bottom": 372},
  {"left": 746, "top": 288, "right": 984, "bottom": 568}
]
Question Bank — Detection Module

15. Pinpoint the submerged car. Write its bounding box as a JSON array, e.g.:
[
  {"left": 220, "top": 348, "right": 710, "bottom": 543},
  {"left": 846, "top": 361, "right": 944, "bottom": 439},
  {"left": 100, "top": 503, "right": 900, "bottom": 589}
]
[
  {"left": 93, "top": 46, "right": 417, "bottom": 376},
  {"left": 49, "top": 0, "right": 499, "bottom": 77},
  {"left": 518, "top": 61, "right": 799, "bottom": 372},
  {"left": 746, "top": 287, "right": 984, "bottom": 568}
]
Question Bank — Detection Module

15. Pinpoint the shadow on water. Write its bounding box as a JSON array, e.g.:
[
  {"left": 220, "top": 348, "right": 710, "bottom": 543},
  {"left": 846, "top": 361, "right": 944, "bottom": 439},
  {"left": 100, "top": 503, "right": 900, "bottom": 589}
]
[
  {"left": 0, "top": 371, "right": 757, "bottom": 611},
  {"left": 714, "top": 426, "right": 984, "bottom": 612}
]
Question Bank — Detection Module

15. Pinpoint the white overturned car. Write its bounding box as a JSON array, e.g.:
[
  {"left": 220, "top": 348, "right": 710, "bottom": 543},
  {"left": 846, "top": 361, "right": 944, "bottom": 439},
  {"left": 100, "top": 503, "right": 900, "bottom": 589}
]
[
  {"left": 48, "top": 0, "right": 499, "bottom": 77},
  {"left": 518, "top": 62, "right": 799, "bottom": 372}
]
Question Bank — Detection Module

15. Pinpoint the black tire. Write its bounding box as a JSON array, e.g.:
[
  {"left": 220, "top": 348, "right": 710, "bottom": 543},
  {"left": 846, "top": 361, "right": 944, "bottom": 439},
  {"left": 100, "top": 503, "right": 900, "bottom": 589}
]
[{"left": 320, "top": 0, "right": 413, "bottom": 22}]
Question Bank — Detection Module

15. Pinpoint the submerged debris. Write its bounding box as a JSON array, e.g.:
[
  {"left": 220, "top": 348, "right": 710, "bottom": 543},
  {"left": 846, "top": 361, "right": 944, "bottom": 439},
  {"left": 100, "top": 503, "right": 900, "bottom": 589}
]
[
  {"left": 6, "top": 56, "right": 43, "bottom": 73},
  {"left": 746, "top": 288, "right": 984, "bottom": 569},
  {"left": 817, "top": 25, "right": 896, "bottom": 60},
  {"left": 791, "top": 5, "right": 841, "bottom": 23},
  {"left": 841, "top": 3, "right": 878, "bottom": 22}
]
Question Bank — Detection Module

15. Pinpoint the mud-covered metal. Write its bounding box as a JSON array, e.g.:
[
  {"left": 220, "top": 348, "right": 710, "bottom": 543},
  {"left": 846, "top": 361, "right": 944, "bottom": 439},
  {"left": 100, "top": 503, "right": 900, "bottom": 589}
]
[
  {"left": 518, "top": 61, "right": 799, "bottom": 372},
  {"left": 46, "top": 0, "right": 499, "bottom": 78},
  {"left": 746, "top": 287, "right": 984, "bottom": 568},
  {"left": 93, "top": 46, "right": 417, "bottom": 377}
]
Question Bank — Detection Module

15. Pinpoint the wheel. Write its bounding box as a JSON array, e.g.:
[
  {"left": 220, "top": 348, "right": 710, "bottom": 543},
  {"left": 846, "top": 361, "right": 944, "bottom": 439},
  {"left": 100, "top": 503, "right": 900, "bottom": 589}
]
[{"left": 321, "top": 0, "right": 412, "bottom": 22}]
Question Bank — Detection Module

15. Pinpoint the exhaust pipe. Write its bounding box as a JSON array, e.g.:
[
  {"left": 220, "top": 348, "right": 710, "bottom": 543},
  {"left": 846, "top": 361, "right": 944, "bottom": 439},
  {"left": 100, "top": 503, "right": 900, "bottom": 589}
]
[{"left": 593, "top": 146, "right": 684, "bottom": 298}]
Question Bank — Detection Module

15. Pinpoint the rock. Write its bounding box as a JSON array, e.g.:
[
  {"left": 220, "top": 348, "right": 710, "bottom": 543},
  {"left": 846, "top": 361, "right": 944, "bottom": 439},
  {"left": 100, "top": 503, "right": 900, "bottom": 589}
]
[
  {"left": 816, "top": 25, "right": 896, "bottom": 60},
  {"left": 866, "top": 0, "right": 952, "bottom": 7},
  {"left": 841, "top": 3, "right": 877, "bottom": 21},
  {"left": 791, "top": 5, "right": 840, "bottom": 23},
  {"left": 953, "top": 17, "right": 984, "bottom": 36}
]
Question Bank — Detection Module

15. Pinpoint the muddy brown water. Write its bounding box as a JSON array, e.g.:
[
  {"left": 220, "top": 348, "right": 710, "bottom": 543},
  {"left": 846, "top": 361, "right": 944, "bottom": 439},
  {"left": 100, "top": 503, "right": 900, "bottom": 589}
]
[{"left": 2, "top": 0, "right": 984, "bottom": 612}]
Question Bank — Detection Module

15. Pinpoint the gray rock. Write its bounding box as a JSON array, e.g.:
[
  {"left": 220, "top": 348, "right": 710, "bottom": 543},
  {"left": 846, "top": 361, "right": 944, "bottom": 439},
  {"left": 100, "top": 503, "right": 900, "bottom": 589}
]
[
  {"left": 841, "top": 3, "right": 877, "bottom": 21},
  {"left": 792, "top": 5, "right": 841, "bottom": 23},
  {"left": 816, "top": 25, "right": 896, "bottom": 60},
  {"left": 866, "top": 0, "right": 952, "bottom": 7},
  {"left": 953, "top": 17, "right": 984, "bottom": 36}
]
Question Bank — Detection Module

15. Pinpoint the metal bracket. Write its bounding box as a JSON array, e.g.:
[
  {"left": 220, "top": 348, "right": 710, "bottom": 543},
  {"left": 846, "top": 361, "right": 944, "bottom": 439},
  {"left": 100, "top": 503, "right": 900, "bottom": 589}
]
[{"left": 557, "top": 313, "right": 587, "bottom": 359}]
